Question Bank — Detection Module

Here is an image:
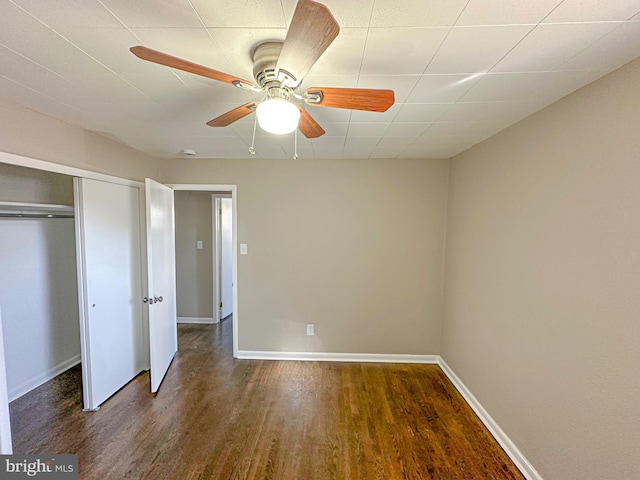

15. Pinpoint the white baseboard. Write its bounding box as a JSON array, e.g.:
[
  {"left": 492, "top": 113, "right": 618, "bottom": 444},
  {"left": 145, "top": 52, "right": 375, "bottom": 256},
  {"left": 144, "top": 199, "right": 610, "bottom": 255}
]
[
  {"left": 177, "top": 317, "right": 215, "bottom": 324},
  {"left": 8, "top": 354, "right": 81, "bottom": 403},
  {"left": 237, "top": 350, "right": 439, "bottom": 364},
  {"left": 438, "top": 358, "right": 543, "bottom": 480}
]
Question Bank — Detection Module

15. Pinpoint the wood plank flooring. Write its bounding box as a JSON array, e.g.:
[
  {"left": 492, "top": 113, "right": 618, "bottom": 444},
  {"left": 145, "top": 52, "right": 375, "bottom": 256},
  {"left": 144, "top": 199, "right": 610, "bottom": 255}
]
[{"left": 10, "top": 320, "right": 524, "bottom": 479}]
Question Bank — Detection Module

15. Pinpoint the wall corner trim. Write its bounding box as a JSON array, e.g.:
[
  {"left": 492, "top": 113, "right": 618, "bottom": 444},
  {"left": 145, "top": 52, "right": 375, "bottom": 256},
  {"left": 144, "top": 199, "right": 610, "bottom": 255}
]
[
  {"left": 237, "top": 351, "right": 440, "bottom": 364},
  {"left": 438, "top": 358, "right": 543, "bottom": 480},
  {"left": 177, "top": 317, "right": 216, "bottom": 324}
]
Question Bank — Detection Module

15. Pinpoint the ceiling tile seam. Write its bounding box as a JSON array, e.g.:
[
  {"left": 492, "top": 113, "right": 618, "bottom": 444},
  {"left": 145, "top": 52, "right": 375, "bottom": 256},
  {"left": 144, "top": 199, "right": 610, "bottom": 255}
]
[
  {"left": 555, "top": 21, "right": 632, "bottom": 73},
  {"left": 477, "top": 0, "right": 573, "bottom": 81},
  {"left": 455, "top": 14, "right": 556, "bottom": 103},
  {"left": 0, "top": 73, "right": 90, "bottom": 117},
  {"left": 187, "top": 0, "right": 245, "bottom": 81},
  {"left": 7, "top": 0, "right": 156, "bottom": 103},
  {"left": 400, "top": 0, "right": 472, "bottom": 106},
  {"left": 0, "top": 43, "right": 70, "bottom": 82},
  {"left": 95, "top": 0, "right": 131, "bottom": 28},
  {"left": 541, "top": 0, "right": 570, "bottom": 23},
  {"left": 346, "top": 0, "right": 379, "bottom": 143}
]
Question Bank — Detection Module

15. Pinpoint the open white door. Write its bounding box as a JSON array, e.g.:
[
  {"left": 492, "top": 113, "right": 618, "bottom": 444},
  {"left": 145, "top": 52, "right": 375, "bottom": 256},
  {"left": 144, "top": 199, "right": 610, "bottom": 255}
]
[
  {"left": 145, "top": 179, "right": 177, "bottom": 393},
  {"left": 75, "top": 178, "right": 146, "bottom": 410}
]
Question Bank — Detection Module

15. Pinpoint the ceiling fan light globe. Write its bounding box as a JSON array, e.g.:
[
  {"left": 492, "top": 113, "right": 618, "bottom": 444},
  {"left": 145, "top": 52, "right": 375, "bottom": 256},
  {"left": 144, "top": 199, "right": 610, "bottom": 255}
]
[{"left": 256, "top": 98, "right": 300, "bottom": 135}]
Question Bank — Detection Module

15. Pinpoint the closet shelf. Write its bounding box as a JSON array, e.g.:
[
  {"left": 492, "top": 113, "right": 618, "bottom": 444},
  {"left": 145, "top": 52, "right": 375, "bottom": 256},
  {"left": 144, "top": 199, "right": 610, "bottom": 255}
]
[{"left": 0, "top": 201, "right": 74, "bottom": 218}]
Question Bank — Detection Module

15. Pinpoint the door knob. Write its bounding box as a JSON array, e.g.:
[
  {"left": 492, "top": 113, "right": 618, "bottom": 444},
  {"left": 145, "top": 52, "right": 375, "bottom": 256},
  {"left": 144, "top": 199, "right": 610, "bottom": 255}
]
[
  {"left": 143, "top": 297, "right": 149, "bottom": 303},
  {"left": 158, "top": 296, "right": 163, "bottom": 302}
]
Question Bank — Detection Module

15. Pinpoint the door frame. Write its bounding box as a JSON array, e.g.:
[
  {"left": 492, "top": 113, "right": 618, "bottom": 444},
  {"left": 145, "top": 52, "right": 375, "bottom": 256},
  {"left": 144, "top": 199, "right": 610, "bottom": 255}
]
[{"left": 169, "top": 184, "right": 239, "bottom": 358}]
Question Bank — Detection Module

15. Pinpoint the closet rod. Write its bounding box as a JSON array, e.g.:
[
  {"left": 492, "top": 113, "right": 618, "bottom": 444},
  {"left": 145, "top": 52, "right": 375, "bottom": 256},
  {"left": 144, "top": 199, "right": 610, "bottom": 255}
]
[
  {"left": 0, "top": 213, "right": 74, "bottom": 219},
  {"left": 0, "top": 201, "right": 74, "bottom": 218}
]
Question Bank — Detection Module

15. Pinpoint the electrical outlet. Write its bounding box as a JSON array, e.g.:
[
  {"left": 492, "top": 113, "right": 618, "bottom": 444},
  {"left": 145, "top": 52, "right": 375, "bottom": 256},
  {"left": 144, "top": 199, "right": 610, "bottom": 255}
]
[{"left": 306, "top": 324, "right": 314, "bottom": 336}]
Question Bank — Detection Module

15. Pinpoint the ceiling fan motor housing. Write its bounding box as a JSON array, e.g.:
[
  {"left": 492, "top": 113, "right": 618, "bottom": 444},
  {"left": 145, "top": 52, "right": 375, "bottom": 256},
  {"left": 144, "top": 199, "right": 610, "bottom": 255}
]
[{"left": 252, "top": 41, "right": 297, "bottom": 90}]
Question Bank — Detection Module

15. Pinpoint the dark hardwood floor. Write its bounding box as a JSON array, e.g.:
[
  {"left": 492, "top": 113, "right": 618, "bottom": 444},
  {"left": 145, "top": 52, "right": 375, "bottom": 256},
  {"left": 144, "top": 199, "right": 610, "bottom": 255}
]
[{"left": 10, "top": 319, "right": 524, "bottom": 479}]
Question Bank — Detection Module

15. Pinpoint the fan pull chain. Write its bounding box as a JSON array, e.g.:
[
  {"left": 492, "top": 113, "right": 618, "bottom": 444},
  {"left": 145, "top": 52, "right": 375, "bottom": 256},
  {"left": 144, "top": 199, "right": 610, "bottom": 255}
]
[
  {"left": 248, "top": 112, "right": 258, "bottom": 155},
  {"left": 293, "top": 128, "right": 299, "bottom": 160}
]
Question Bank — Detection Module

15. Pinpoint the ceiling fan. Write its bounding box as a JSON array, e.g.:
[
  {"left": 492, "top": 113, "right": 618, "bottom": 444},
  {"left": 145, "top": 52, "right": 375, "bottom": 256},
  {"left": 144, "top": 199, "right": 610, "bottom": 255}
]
[{"left": 129, "top": 0, "right": 394, "bottom": 140}]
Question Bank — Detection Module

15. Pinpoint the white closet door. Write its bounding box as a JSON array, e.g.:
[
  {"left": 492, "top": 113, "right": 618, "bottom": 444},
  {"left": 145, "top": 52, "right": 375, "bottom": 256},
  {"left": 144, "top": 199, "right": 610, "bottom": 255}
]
[
  {"left": 145, "top": 179, "right": 177, "bottom": 393},
  {"left": 75, "top": 178, "right": 145, "bottom": 410}
]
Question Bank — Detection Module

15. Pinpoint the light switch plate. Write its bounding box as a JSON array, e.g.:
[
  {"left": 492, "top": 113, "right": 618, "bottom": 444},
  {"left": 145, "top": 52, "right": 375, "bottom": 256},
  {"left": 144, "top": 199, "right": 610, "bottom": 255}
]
[
  {"left": 240, "top": 243, "right": 248, "bottom": 255},
  {"left": 196, "top": 240, "right": 203, "bottom": 250}
]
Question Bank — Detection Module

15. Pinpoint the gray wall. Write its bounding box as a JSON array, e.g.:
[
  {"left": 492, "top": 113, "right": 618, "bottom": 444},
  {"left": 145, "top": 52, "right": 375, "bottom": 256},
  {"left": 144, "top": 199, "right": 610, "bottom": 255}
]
[
  {"left": 162, "top": 157, "right": 450, "bottom": 355},
  {"left": 0, "top": 163, "right": 73, "bottom": 204},
  {"left": 442, "top": 57, "right": 640, "bottom": 479},
  {"left": 174, "top": 191, "right": 214, "bottom": 319}
]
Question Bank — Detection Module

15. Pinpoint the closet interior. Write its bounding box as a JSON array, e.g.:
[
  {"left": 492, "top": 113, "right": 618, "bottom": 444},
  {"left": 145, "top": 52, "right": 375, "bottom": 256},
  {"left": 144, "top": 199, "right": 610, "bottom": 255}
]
[{"left": 0, "top": 163, "right": 81, "bottom": 404}]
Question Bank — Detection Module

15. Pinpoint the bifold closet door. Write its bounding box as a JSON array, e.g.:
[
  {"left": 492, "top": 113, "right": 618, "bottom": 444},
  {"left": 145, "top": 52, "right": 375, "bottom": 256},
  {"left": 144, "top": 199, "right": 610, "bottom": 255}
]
[{"left": 75, "top": 178, "right": 145, "bottom": 410}]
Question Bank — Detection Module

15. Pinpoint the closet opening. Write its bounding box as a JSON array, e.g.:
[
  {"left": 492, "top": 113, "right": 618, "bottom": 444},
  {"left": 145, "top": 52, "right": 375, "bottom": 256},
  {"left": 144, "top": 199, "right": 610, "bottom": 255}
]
[{"left": 0, "top": 163, "right": 82, "bottom": 447}]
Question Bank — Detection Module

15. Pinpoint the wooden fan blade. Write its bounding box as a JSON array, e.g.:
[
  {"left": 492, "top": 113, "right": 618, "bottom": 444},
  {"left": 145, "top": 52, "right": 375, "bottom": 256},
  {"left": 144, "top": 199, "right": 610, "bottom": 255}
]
[
  {"left": 275, "top": 0, "right": 340, "bottom": 85},
  {"left": 304, "top": 87, "right": 395, "bottom": 112},
  {"left": 297, "top": 106, "right": 325, "bottom": 138},
  {"left": 206, "top": 102, "right": 258, "bottom": 127},
  {"left": 130, "top": 46, "right": 255, "bottom": 87}
]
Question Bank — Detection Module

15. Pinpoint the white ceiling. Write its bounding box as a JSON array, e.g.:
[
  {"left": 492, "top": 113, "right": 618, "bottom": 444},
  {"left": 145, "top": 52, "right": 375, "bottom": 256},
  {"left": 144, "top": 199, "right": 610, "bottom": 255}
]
[{"left": 1, "top": 0, "right": 639, "bottom": 160}]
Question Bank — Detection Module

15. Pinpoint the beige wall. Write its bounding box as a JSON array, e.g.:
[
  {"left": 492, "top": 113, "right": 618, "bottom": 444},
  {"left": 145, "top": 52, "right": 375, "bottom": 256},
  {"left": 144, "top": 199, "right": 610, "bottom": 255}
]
[
  {"left": 0, "top": 163, "right": 73, "bottom": 205},
  {"left": 442, "top": 58, "right": 640, "bottom": 479},
  {"left": 174, "top": 191, "right": 214, "bottom": 319},
  {"left": 162, "top": 158, "right": 449, "bottom": 354},
  {"left": 0, "top": 97, "right": 159, "bottom": 181}
]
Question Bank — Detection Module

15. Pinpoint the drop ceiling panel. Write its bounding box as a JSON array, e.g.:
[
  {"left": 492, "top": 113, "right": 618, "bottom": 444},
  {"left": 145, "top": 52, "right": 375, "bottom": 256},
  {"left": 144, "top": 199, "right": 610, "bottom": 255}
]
[
  {"left": 492, "top": 22, "right": 622, "bottom": 72},
  {"left": 438, "top": 101, "right": 540, "bottom": 123},
  {"left": 560, "top": 21, "right": 640, "bottom": 72},
  {"left": 54, "top": 28, "right": 152, "bottom": 75},
  {"left": 191, "top": 0, "right": 286, "bottom": 28},
  {"left": 405, "top": 74, "right": 483, "bottom": 103},
  {"left": 11, "top": 0, "right": 123, "bottom": 28},
  {"left": 369, "top": 0, "right": 468, "bottom": 27},
  {"left": 383, "top": 123, "right": 432, "bottom": 137},
  {"left": 542, "top": 0, "right": 640, "bottom": 23},
  {"left": 394, "top": 103, "right": 452, "bottom": 123},
  {"left": 455, "top": 0, "right": 562, "bottom": 26},
  {"left": 360, "top": 27, "right": 449, "bottom": 75},
  {"left": 426, "top": 25, "right": 534, "bottom": 74},
  {"left": 0, "top": 46, "right": 101, "bottom": 103},
  {"left": 99, "top": 0, "right": 202, "bottom": 28},
  {"left": 461, "top": 72, "right": 557, "bottom": 102},
  {"left": 347, "top": 123, "right": 390, "bottom": 136}
]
